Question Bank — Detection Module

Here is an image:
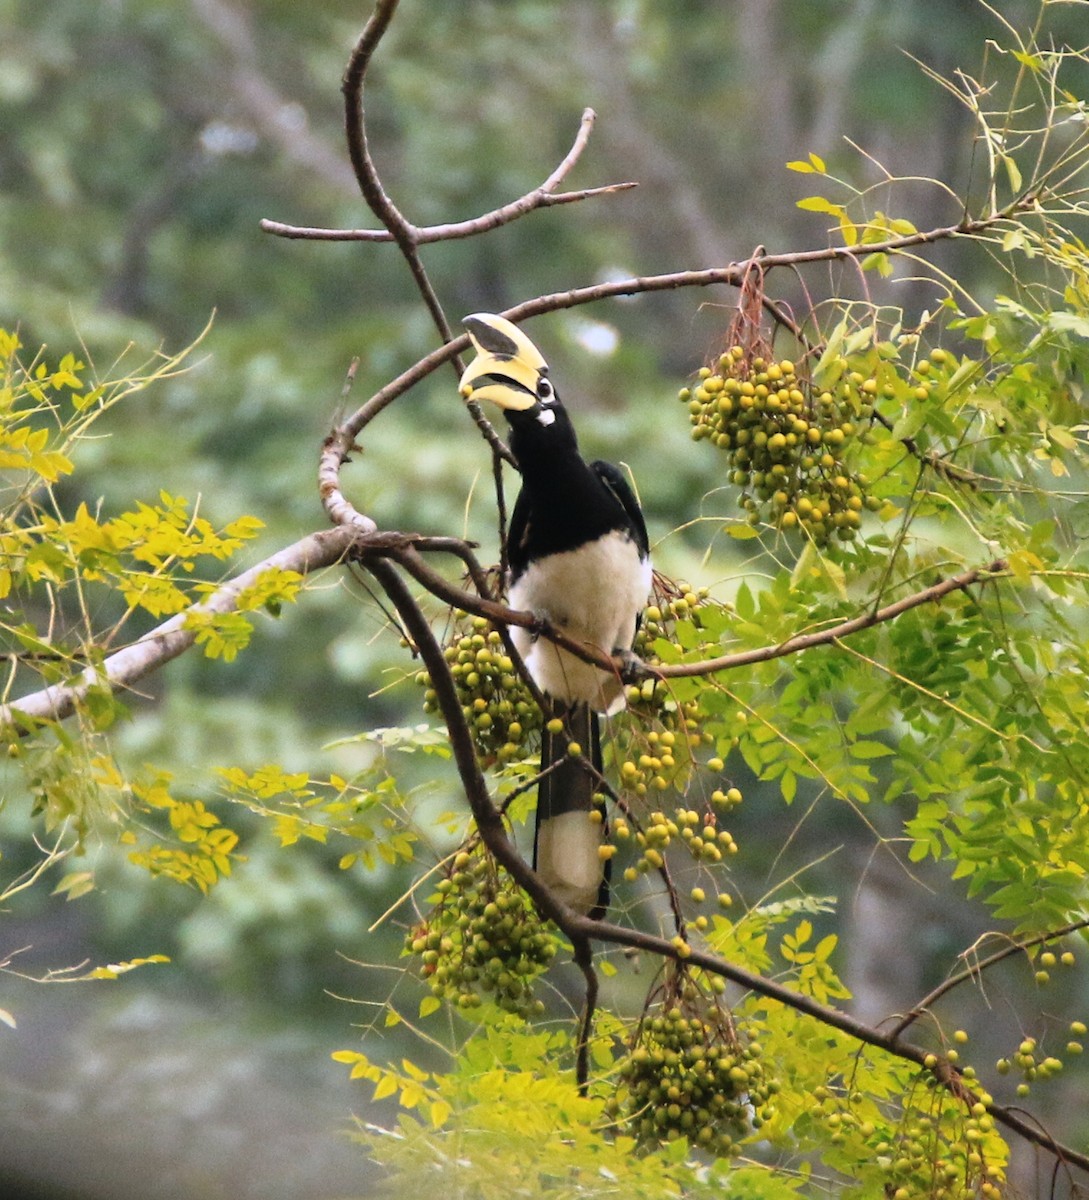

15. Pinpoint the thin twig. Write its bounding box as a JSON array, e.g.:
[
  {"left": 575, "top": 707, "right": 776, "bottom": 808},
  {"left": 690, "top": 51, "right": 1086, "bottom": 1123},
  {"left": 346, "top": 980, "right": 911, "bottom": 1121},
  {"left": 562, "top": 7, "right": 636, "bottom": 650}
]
[
  {"left": 317, "top": 201, "right": 1033, "bottom": 512},
  {"left": 388, "top": 542, "right": 1008, "bottom": 684},
  {"left": 260, "top": 183, "right": 637, "bottom": 242},
  {"left": 888, "top": 916, "right": 1089, "bottom": 1042},
  {"left": 573, "top": 935, "right": 598, "bottom": 1094},
  {"left": 655, "top": 560, "right": 1009, "bottom": 679}
]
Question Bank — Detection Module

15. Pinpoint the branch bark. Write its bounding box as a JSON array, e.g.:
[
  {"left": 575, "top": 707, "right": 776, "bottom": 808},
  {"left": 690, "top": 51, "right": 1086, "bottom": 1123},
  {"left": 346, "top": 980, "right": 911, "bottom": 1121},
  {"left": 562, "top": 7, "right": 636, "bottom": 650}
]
[
  {"left": 0, "top": 527, "right": 356, "bottom": 729},
  {"left": 363, "top": 549, "right": 1089, "bottom": 1174}
]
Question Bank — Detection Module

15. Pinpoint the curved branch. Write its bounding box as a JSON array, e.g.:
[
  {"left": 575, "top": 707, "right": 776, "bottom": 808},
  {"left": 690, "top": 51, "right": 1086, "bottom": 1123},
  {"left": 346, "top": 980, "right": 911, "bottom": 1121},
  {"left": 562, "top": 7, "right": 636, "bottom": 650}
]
[
  {"left": 563, "top": 911, "right": 1089, "bottom": 1173},
  {"left": 360, "top": 539, "right": 1087, "bottom": 1172},
  {"left": 322, "top": 202, "right": 1032, "bottom": 467},
  {"left": 310, "top": 196, "right": 1037, "bottom": 550},
  {"left": 364, "top": 549, "right": 1089, "bottom": 1172},
  {"left": 260, "top": 184, "right": 637, "bottom": 241},
  {"left": 360, "top": 552, "right": 578, "bottom": 932},
  {"left": 340, "top": 0, "right": 409, "bottom": 239},
  {"left": 341, "top": 0, "right": 450, "bottom": 343},
  {"left": 263, "top": 100, "right": 633, "bottom": 244},
  {"left": 889, "top": 916, "right": 1089, "bottom": 1042},
  {"left": 0, "top": 527, "right": 357, "bottom": 729},
  {"left": 655, "top": 560, "right": 1008, "bottom": 679},
  {"left": 347, "top": 555, "right": 1089, "bottom": 1184},
  {"left": 385, "top": 543, "right": 1007, "bottom": 686}
]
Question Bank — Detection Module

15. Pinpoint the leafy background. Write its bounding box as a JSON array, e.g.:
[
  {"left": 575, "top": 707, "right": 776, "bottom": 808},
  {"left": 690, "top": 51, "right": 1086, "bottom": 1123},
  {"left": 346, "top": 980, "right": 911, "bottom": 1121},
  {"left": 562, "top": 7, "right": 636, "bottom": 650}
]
[{"left": 2, "top": 1, "right": 1088, "bottom": 1198}]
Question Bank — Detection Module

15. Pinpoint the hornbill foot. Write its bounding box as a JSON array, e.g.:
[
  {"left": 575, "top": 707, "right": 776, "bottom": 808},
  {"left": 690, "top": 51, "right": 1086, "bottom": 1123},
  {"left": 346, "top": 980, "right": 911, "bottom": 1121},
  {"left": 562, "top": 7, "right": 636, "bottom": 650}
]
[{"left": 614, "top": 648, "right": 654, "bottom": 684}]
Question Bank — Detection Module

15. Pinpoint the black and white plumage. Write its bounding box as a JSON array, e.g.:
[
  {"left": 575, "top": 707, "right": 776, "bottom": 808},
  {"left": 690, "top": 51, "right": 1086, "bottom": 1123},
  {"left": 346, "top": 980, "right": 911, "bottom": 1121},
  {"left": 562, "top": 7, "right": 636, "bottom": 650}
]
[{"left": 459, "top": 313, "right": 651, "bottom": 916}]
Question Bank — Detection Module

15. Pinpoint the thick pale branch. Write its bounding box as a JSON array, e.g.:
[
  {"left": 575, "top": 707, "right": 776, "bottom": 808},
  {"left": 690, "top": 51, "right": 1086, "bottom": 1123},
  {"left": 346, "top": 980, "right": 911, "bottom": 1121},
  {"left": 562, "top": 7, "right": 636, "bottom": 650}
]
[{"left": 0, "top": 527, "right": 357, "bottom": 729}]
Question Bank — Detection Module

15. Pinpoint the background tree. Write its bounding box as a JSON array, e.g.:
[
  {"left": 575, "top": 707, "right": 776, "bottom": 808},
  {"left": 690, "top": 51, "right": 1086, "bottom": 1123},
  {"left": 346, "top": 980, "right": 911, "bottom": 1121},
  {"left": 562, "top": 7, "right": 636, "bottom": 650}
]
[{"left": 3, "top": 1, "right": 1089, "bottom": 1198}]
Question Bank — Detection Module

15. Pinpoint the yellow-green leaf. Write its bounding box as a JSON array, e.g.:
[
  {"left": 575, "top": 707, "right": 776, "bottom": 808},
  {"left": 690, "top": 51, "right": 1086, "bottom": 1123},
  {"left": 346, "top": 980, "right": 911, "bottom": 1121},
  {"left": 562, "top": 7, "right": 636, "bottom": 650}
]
[
  {"left": 796, "top": 195, "right": 840, "bottom": 214},
  {"left": 52, "top": 871, "right": 95, "bottom": 900},
  {"left": 332, "top": 1050, "right": 366, "bottom": 1065},
  {"left": 1003, "top": 155, "right": 1023, "bottom": 194}
]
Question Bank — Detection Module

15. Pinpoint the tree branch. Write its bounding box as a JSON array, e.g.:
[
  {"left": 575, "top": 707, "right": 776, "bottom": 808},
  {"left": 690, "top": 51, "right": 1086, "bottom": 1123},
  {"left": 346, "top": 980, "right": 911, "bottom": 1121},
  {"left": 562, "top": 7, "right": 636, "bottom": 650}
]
[
  {"left": 318, "top": 201, "right": 1033, "bottom": 501},
  {"left": 359, "top": 551, "right": 581, "bottom": 933},
  {"left": 0, "top": 527, "right": 357, "bottom": 729},
  {"left": 655, "top": 560, "right": 1009, "bottom": 679},
  {"left": 384, "top": 543, "right": 1008, "bottom": 686},
  {"left": 341, "top": 0, "right": 451, "bottom": 345},
  {"left": 563, "top": 912, "right": 1089, "bottom": 1173},
  {"left": 260, "top": 184, "right": 636, "bottom": 241},
  {"left": 889, "top": 916, "right": 1089, "bottom": 1042},
  {"left": 351, "top": 545, "right": 1089, "bottom": 1171}
]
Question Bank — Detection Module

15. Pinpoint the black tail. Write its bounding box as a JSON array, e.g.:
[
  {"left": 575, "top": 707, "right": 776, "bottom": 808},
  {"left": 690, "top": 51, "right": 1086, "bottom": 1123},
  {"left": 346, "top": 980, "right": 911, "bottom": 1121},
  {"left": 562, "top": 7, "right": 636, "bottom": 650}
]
[{"left": 533, "top": 701, "right": 609, "bottom": 918}]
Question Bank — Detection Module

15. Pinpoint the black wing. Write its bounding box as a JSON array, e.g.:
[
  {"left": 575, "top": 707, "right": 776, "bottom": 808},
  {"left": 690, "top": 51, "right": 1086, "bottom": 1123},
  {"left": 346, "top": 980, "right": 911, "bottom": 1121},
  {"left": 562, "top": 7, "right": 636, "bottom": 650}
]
[
  {"left": 505, "top": 486, "right": 532, "bottom": 583},
  {"left": 590, "top": 460, "right": 649, "bottom": 558}
]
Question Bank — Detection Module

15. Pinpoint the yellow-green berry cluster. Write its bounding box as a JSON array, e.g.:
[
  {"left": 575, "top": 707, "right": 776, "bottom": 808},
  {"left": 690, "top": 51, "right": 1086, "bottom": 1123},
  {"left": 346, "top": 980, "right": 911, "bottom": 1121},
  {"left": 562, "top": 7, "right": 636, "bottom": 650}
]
[
  {"left": 617, "top": 804, "right": 740, "bottom": 882},
  {"left": 613, "top": 585, "right": 720, "bottom": 795},
  {"left": 813, "top": 1076, "right": 1002, "bottom": 1200},
  {"left": 420, "top": 614, "right": 541, "bottom": 764},
  {"left": 407, "top": 845, "right": 555, "bottom": 1018},
  {"left": 681, "top": 345, "right": 881, "bottom": 544},
  {"left": 995, "top": 1021, "right": 1085, "bottom": 1098},
  {"left": 607, "top": 1004, "right": 775, "bottom": 1157}
]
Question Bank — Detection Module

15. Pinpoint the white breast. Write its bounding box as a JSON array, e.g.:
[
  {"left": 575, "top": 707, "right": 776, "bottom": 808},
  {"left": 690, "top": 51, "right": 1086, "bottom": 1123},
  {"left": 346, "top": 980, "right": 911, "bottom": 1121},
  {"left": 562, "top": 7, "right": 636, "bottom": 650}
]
[{"left": 509, "top": 530, "right": 651, "bottom": 713}]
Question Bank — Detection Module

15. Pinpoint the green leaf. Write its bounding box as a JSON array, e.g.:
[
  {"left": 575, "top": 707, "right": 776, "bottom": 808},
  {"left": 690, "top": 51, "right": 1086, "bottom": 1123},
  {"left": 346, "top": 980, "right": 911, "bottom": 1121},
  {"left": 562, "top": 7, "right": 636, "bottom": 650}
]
[
  {"left": 849, "top": 741, "right": 894, "bottom": 760},
  {"left": 735, "top": 581, "right": 755, "bottom": 621},
  {"left": 780, "top": 768, "right": 797, "bottom": 803}
]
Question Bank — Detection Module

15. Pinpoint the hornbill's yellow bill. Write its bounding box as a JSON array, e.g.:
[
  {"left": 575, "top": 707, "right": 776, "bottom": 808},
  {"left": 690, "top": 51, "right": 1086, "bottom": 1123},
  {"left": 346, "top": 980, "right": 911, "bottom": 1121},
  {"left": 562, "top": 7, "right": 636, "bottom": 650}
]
[
  {"left": 460, "top": 313, "right": 652, "bottom": 917},
  {"left": 460, "top": 313, "right": 549, "bottom": 410}
]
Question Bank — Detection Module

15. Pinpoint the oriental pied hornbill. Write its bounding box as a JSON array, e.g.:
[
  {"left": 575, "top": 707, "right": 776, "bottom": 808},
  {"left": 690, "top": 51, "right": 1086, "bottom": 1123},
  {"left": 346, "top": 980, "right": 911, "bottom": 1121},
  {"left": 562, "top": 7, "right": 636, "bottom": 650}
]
[{"left": 459, "top": 313, "right": 651, "bottom": 917}]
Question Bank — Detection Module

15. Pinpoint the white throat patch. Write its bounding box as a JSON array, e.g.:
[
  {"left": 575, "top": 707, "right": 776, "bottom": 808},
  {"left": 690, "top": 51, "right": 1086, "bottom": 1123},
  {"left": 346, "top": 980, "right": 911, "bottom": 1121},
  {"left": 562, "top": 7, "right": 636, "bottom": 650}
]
[{"left": 536, "top": 408, "right": 556, "bottom": 426}]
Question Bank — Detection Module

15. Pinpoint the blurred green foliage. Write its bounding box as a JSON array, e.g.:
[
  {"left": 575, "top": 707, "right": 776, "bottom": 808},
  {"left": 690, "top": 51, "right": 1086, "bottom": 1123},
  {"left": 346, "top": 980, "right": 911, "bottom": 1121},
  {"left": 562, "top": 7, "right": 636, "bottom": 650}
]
[
  {"left": 4, "top": 1, "right": 1089, "bottom": 1196},
  {"left": 0, "top": 0, "right": 1079, "bottom": 1014}
]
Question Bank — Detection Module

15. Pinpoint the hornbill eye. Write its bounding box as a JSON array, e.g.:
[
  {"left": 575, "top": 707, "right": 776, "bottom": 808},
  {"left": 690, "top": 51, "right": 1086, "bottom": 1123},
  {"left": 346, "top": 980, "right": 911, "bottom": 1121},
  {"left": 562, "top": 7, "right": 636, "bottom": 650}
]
[{"left": 537, "top": 378, "right": 554, "bottom": 403}]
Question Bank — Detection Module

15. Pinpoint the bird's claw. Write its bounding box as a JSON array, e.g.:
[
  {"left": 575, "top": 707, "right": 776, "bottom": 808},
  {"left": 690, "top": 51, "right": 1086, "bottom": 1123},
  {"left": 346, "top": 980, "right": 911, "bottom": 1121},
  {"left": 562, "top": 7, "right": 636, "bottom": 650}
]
[{"left": 615, "top": 649, "right": 653, "bottom": 685}]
